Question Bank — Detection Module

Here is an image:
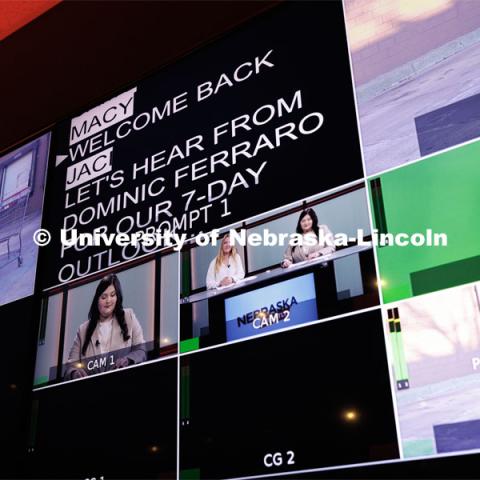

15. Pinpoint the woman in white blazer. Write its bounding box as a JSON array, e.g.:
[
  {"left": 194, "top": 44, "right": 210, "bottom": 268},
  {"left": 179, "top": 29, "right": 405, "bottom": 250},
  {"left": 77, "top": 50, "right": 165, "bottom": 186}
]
[
  {"left": 206, "top": 234, "right": 245, "bottom": 289},
  {"left": 64, "top": 273, "right": 146, "bottom": 380}
]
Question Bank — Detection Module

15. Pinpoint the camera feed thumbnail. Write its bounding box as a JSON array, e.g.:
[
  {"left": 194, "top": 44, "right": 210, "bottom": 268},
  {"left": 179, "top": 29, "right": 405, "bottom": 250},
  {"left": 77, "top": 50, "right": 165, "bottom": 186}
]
[
  {"left": 34, "top": 253, "right": 179, "bottom": 387},
  {"left": 345, "top": 0, "right": 480, "bottom": 174},
  {"left": 369, "top": 139, "right": 480, "bottom": 303},
  {"left": 386, "top": 282, "right": 480, "bottom": 458},
  {"left": 0, "top": 133, "right": 50, "bottom": 306},
  {"left": 180, "top": 309, "right": 399, "bottom": 479},
  {"left": 180, "top": 182, "right": 379, "bottom": 352}
]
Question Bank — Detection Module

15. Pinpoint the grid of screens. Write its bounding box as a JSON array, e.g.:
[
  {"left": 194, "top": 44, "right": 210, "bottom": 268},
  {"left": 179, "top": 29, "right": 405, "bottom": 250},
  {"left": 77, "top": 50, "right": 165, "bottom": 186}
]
[{"left": 2, "top": 1, "right": 480, "bottom": 478}]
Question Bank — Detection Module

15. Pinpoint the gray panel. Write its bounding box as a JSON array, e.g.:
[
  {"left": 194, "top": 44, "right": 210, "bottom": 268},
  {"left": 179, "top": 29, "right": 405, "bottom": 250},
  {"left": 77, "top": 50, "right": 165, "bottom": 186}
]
[
  {"left": 34, "top": 293, "right": 63, "bottom": 384},
  {"left": 314, "top": 188, "right": 371, "bottom": 238},
  {"left": 192, "top": 299, "right": 210, "bottom": 338},
  {"left": 160, "top": 252, "right": 179, "bottom": 346},
  {"left": 334, "top": 254, "right": 364, "bottom": 299},
  {"left": 247, "top": 213, "right": 298, "bottom": 272}
]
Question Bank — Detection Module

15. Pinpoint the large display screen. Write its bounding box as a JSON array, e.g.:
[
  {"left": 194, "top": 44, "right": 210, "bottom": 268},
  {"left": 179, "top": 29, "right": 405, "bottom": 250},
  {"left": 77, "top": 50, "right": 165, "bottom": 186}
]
[
  {"left": 3, "top": 1, "right": 479, "bottom": 478},
  {"left": 39, "top": 0, "right": 362, "bottom": 290}
]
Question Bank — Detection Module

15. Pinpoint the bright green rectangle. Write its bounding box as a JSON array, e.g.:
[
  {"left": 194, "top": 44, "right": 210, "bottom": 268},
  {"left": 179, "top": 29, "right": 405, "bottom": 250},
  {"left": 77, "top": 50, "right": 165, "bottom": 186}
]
[
  {"left": 389, "top": 328, "right": 401, "bottom": 383},
  {"left": 369, "top": 140, "right": 480, "bottom": 303},
  {"left": 180, "top": 337, "right": 200, "bottom": 353},
  {"left": 396, "top": 327, "right": 409, "bottom": 382}
]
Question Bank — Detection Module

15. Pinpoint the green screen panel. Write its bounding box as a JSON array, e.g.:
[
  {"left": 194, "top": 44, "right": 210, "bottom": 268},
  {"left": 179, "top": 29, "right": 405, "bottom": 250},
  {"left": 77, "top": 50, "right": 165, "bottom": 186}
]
[
  {"left": 180, "top": 468, "right": 201, "bottom": 480},
  {"left": 411, "top": 255, "right": 480, "bottom": 296},
  {"left": 180, "top": 337, "right": 200, "bottom": 353},
  {"left": 369, "top": 140, "right": 480, "bottom": 303}
]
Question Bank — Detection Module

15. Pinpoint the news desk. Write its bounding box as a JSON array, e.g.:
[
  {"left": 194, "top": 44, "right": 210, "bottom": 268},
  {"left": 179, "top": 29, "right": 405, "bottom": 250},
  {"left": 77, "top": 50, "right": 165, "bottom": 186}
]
[
  {"left": 180, "top": 243, "right": 379, "bottom": 349},
  {"left": 181, "top": 243, "right": 374, "bottom": 304}
]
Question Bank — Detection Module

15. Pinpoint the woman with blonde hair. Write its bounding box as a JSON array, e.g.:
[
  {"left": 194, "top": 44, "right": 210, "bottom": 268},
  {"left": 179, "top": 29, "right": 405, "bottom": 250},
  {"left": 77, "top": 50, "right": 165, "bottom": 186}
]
[{"left": 206, "top": 234, "right": 245, "bottom": 289}]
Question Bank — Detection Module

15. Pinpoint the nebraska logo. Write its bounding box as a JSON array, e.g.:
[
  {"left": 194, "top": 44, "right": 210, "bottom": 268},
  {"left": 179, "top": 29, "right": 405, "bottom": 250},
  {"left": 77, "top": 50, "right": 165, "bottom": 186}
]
[{"left": 236, "top": 296, "right": 298, "bottom": 329}]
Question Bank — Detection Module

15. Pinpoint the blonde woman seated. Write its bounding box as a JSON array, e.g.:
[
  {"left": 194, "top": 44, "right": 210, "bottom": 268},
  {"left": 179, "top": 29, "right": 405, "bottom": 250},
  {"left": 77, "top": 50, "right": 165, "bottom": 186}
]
[
  {"left": 281, "top": 208, "right": 336, "bottom": 268},
  {"left": 206, "top": 234, "right": 245, "bottom": 289}
]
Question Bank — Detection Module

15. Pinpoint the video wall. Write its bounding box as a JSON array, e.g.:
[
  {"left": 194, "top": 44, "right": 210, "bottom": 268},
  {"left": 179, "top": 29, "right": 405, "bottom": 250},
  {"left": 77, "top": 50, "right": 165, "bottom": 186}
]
[{"left": 2, "top": 1, "right": 480, "bottom": 478}]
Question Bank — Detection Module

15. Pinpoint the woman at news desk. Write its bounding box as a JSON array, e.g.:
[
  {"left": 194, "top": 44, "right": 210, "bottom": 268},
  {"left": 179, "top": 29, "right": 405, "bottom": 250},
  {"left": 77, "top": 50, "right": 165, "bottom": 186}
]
[
  {"left": 281, "top": 207, "right": 336, "bottom": 268},
  {"left": 64, "top": 273, "right": 146, "bottom": 380},
  {"left": 206, "top": 233, "right": 245, "bottom": 289}
]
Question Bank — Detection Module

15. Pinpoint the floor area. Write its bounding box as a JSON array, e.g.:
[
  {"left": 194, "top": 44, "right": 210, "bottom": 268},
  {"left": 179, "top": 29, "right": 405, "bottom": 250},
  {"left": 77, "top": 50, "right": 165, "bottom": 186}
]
[
  {"left": 397, "top": 373, "right": 480, "bottom": 457},
  {"left": 0, "top": 212, "right": 42, "bottom": 306},
  {"left": 358, "top": 41, "right": 480, "bottom": 176}
]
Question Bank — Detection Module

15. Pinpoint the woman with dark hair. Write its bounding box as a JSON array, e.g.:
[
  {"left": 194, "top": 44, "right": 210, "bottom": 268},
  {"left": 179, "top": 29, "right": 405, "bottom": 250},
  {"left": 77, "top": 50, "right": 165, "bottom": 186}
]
[
  {"left": 65, "top": 274, "right": 146, "bottom": 380},
  {"left": 281, "top": 208, "right": 335, "bottom": 268}
]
